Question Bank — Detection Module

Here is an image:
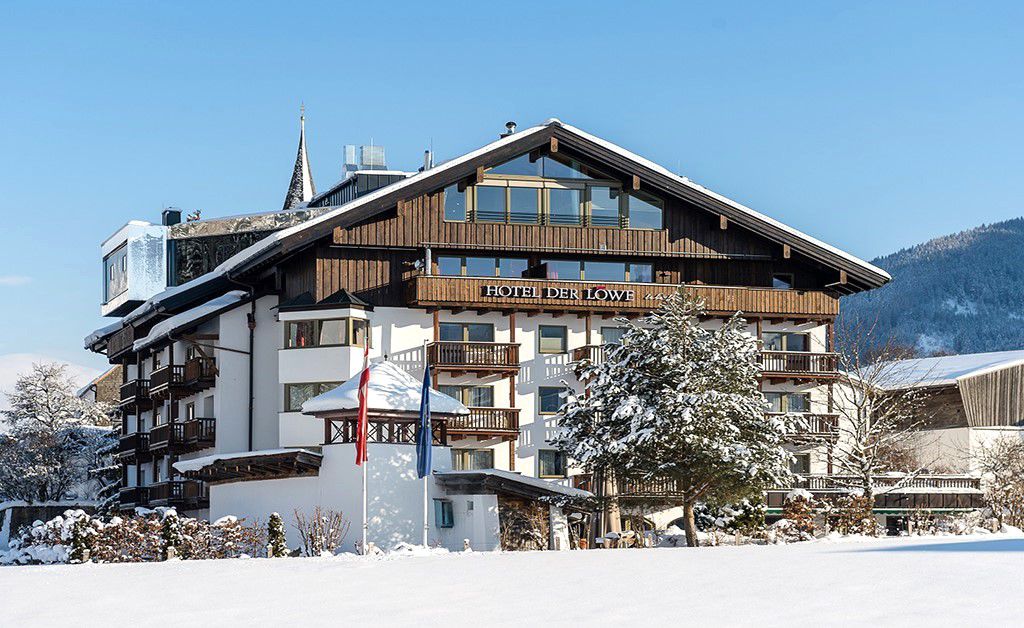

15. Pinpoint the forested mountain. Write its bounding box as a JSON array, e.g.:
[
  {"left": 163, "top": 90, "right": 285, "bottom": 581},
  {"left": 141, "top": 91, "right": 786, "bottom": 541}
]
[{"left": 839, "top": 218, "right": 1024, "bottom": 355}]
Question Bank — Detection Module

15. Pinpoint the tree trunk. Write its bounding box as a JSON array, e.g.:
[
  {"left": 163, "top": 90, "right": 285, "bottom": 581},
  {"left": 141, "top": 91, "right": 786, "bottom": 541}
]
[{"left": 682, "top": 500, "right": 698, "bottom": 547}]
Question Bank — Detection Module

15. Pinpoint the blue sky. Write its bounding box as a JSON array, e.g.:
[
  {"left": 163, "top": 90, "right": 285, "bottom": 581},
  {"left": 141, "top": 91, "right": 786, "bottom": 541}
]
[{"left": 1, "top": 1, "right": 1023, "bottom": 375}]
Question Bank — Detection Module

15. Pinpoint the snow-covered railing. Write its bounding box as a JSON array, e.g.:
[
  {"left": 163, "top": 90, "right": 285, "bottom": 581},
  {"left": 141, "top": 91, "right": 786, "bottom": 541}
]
[{"left": 448, "top": 407, "right": 519, "bottom": 434}]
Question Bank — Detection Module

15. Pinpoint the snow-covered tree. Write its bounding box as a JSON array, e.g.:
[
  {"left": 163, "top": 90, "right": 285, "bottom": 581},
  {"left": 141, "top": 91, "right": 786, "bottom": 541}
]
[
  {"left": 0, "top": 363, "right": 116, "bottom": 502},
  {"left": 267, "top": 512, "right": 288, "bottom": 557},
  {"left": 975, "top": 436, "right": 1024, "bottom": 527},
  {"left": 555, "top": 291, "right": 794, "bottom": 547}
]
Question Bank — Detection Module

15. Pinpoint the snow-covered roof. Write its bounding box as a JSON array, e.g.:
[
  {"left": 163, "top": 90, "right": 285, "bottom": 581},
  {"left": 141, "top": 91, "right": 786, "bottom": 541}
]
[
  {"left": 88, "top": 118, "right": 888, "bottom": 349},
  {"left": 871, "top": 350, "right": 1024, "bottom": 390},
  {"left": 83, "top": 320, "right": 124, "bottom": 349},
  {"left": 132, "top": 290, "right": 248, "bottom": 351},
  {"left": 301, "top": 361, "right": 470, "bottom": 415},
  {"left": 172, "top": 448, "right": 322, "bottom": 474},
  {"left": 436, "top": 469, "right": 593, "bottom": 500}
]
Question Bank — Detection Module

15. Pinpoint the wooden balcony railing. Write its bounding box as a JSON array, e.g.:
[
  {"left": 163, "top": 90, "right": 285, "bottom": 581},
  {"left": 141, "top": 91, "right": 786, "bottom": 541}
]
[
  {"left": 427, "top": 341, "right": 520, "bottom": 374},
  {"left": 147, "top": 480, "right": 208, "bottom": 509},
  {"left": 149, "top": 418, "right": 215, "bottom": 453},
  {"left": 119, "top": 379, "right": 151, "bottom": 409},
  {"left": 183, "top": 357, "right": 216, "bottom": 388},
  {"left": 766, "top": 412, "right": 840, "bottom": 437},
  {"left": 761, "top": 351, "right": 839, "bottom": 378},
  {"left": 785, "top": 474, "right": 982, "bottom": 492},
  {"left": 766, "top": 475, "right": 984, "bottom": 510},
  {"left": 447, "top": 407, "right": 520, "bottom": 435},
  {"left": 149, "top": 365, "right": 185, "bottom": 397},
  {"left": 326, "top": 417, "right": 448, "bottom": 446},
  {"left": 118, "top": 486, "right": 150, "bottom": 508},
  {"left": 571, "top": 344, "right": 613, "bottom": 366},
  {"left": 116, "top": 431, "right": 150, "bottom": 461},
  {"left": 106, "top": 325, "right": 136, "bottom": 358}
]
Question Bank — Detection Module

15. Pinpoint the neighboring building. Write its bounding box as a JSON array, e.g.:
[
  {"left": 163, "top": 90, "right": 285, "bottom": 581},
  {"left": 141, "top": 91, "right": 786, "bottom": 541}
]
[
  {"left": 76, "top": 365, "right": 123, "bottom": 405},
  {"left": 86, "top": 117, "right": 950, "bottom": 548},
  {"left": 876, "top": 350, "right": 1024, "bottom": 474}
]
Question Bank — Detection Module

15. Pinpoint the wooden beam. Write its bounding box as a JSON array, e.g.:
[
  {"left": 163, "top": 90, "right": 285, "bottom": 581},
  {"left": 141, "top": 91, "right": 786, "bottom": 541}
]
[
  {"left": 632, "top": 174, "right": 641, "bottom": 191},
  {"left": 719, "top": 214, "right": 728, "bottom": 230},
  {"left": 839, "top": 270, "right": 848, "bottom": 285},
  {"left": 550, "top": 137, "right": 559, "bottom": 153},
  {"left": 783, "top": 244, "right": 791, "bottom": 259},
  {"left": 475, "top": 166, "right": 485, "bottom": 184}
]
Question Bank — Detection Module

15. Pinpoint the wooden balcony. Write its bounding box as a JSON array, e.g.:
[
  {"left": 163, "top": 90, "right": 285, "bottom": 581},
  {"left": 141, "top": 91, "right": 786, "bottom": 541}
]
[
  {"left": 119, "top": 379, "right": 152, "bottom": 411},
  {"left": 766, "top": 475, "right": 984, "bottom": 511},
  {"left": 118, "top": 486, "right": 150, "bottom": 509},
  {"left": 571, "top": 474, "right": 686, "bottom": 500},
  {"left": 149, "top": 418, "right": 216, "bottom": 454},
  {"left": 571, "top": 344, "right": 612, "bottom": 366},
  {"left": 407, "top": 275, "right": 840, "bottom": 318},
  {"left": 147, "top": 480, "right": 208, "bottom": 510},
  {"left": 115, "top": 431, "right": 151, "bottom": 463},
  {"left": 326, "top": 417, "right": 448, "bottom": 446},
  {"left": 447, "top": 407, "right": 520, "bottom": 440},
  {"left": 106, "top": 325, "right": 136, "bottom": 359},
  {"left": 766, "top": 412, "right": 840, "bottom": 440},
  {"left": 151, "top": 358, "right": 217, "bottom": 399},
  {"left": 761, "top": 351, "right": 839, "bottom": 381},
  {"left": 427, "top": 341, "right": 520, "bottom": 376}
]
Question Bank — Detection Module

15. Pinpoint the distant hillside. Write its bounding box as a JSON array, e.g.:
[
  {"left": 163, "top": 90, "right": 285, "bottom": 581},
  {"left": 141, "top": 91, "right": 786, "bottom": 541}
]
[{"left": 840, "top": 218, "right": 1024, "bottom": 355}]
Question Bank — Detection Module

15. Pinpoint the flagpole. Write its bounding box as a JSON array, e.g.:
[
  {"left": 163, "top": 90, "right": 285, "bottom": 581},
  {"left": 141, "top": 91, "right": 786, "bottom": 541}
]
[
  {"left": 422, "top": 340, "right": 429, "bottom": 547},
  {"left": 362, "top": 454, "right": 368, "bottom": 554}
]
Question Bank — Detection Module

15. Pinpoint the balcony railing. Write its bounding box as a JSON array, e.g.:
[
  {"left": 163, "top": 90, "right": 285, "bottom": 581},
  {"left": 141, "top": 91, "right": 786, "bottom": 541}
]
[
  {"left": 106, "top": 325, "right": 136, "bottom": 358},
  {"left": 786, "top": 474, "right": 982, "bottom": 492},
  {"left": 326, "top": 417, "right": 448, "bottom": 446},
  {"left": 119, "top": 379, "right": 151, "bottom": 409},
  {"left": 447, "top": 407, "right": 520, "bottom": 435},
  {"left": 118, "top": 486, "right": 150, "bottom": 508},
  {"left": 183, "top": 357, "right": 216, "bottom": 388},
  {"left": 149, "top": 365, "right": 185, "bottom": 397},
  {"left": 147, "top": 480, "right": 208, "bottom": 509},
  {"left": 571, "top": 344, "right": 613, "bottom": 366},
  {"left": 116, "top": 432, "right": 150, "bottom": 461},
  {"left": 149, "top": 418, "right": 215, "bottom": 453},
  {"left": 766, "top": 412, "right": 840, "bottom": 438},
  {"left": 761, "top": 351, "right": 839, "bottom": 378},
  {"left": 427, "top": 341, "right": 520, "bottom": 373},
  {"left": 766, "top": 475, "right": 984, "bottom": 510}
]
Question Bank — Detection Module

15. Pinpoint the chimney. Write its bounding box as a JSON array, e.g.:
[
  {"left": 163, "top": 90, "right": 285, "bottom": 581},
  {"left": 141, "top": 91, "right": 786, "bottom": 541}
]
[
  {"left": 500, "top": 120, "right": 516, "bottom": 138},
  {"left": 422, "top": 149, "right": 434, "bottom": 171},
  {"left": 162, "top": 208, "right": 182, "bottom": 226}
]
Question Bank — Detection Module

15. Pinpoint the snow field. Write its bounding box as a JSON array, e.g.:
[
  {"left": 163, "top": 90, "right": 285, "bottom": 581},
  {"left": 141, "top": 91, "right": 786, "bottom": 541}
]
[{"left": 2, "top": 534, "right": 1023, "bottom": 627}]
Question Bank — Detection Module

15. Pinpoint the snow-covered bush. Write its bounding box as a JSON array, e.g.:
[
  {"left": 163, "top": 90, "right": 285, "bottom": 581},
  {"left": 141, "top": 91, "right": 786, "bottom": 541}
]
[
  {"left": 293, "top": 507, "right": 350, "bottom": 556},
  {"left": 267, "top": 512, "right": 288, "bottom": 557},
  {"left": 828, "top": 494, "right": 882, "bottom": 537},
  {"left": 772, "top": 489, "right": 816, "bottom": 542}
]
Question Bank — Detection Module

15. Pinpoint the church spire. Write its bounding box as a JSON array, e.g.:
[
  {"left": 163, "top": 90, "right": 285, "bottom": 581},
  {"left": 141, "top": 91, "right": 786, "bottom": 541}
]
[{"left": 282, "top": 105, "right": 316, "bottom": 210}]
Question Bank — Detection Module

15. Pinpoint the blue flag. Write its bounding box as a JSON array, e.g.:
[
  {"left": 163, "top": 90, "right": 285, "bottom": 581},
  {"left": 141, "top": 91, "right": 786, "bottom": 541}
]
[{"left": 416, "top": 366, "right": 432, "bottom": 479}]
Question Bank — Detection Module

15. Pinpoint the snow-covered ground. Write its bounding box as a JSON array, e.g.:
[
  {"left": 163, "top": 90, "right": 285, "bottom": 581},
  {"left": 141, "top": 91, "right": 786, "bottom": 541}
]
[{"left": 3, "top": 535, "right": 1024, "bottom": 627}]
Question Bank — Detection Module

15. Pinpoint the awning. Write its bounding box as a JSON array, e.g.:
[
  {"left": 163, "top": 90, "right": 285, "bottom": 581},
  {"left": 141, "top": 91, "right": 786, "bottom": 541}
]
[{"left": 174, "top": 448, "right": 322, "bottom": 485}]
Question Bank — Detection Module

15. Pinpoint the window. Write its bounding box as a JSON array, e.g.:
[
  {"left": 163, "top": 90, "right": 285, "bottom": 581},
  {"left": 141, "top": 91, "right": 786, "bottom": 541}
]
[
  {"left": 627, "top": 191, "right": 664, "bottom": 229},
  {"left": 544, "top": 259, "right": 582, "bottom": 280},
  {"left": 452, "top": 449, "right": 495, "bottom": 471},
  {"left": 629, "top": 263, "right": 653, "bottom": 283},
  {"left": 486, "top": 153, "right": 542, "bottom": 177},
  {"left": 438, "top": 385, "right": 494, "bottom": 408},
  {"left": 284, "top": 382, "right": 342, "bottom": 412},
  {"left": 475, "top": 185, "right": 506, "bottom": 222},
  {"left": 439, "top": 322, "right": 495, "bottom": 342},
  {"left": 762, "top": 332, "right": 810, "bottom": 352},
  {"left": 538, "top": 449, "right": 568, "bottom": 478},
  {"left": 765, "top": 392, "right": 811, "bottom": 413},
  {"left": 443, "top": 185, "right": 466, "bottom": 221},
  {"left": 438, "top": 256, "right": 529, "bottom": 278},
  {"left": 538, "top": 325, "right": 567, "bottom": 354},
  {"left": 284, "top": 319, "right": 369, "bottom": 349},
  {"left": 772, "top": 273, "right": 794, "bottom": 290},
  {"left": 152, "top": 351, "right": 162, "bottom": 369},
  {"left": 539, "top": 386, "right": 566, "bottom": 414},
  {"left": 548, "top": 188, "right": 582, "bottom": 225},
  {"left": 154, "top": 405, "right": 164, "bottom": 426},
  {"left": 584, "top": 261, "right": 625, "bottom": 282},
  {"left": 509, "top": 187, "right": 541, "bottom": 224},
  {"left": 103, "top": 245, "right": 129, "bottom": 303},
  {"left": 589, "top": 186, "right": 620, "bottom": 227},
  {"left": 544, "top": 260, "right": 653, "bottom": 283},
  {"left": 433, "top": 499, "right": 454, "bottom": 528},
  {"left": 185, "top": 402, "right": 195, "bottom": 420},
  {"left": 790, "top": 453, "right": 811, "bottom": 475},
  {"left": 601, "top": 327, "right": 626, "bottom": 345}
]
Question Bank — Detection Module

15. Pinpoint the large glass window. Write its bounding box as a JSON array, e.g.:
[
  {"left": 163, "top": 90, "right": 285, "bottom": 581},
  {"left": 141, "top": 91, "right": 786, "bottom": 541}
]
[
  {"left": 437, "top": 256, "right": 462, "bottom": 276},
  {"left": 487, "top": 154, "right": 542, "bottom": 177},
  {"left": 439, "top": 256, "right": 528, "bottom": 278},
  {"left": 539, "top": 386, "right": 566, "bottom": 414},
  {"left": 538, "top": 449, "right": 568, "bottom": 477},
  {"left": 544, "top": 260, "right": 582, "bottom": 280},
  {"left": 628, "top": 192, "right": 664, "bottom": 229},
  {"left": 601, "top": 327, "right": 626, "bottom": 345},
  {"left": 498, "top": 258, "right": 528, "bottom": 278},
  {"left": 589, "top": 186, "right": 620, "bottom": 227},
  {"left": 790, "top": 453, "right": 811, "bottom": 474},
  {"left": 284, "top": 382, "right": 341, "bottom": 412},
  {"left": 285, "top": 319, "right": 369, "bottom": 349},
  {"left": 453, "top": 449, "right": 495, "bottom": 471},
  {"left": 509, "top": 186, "right": 541, "bottom": 224},
  {"left": 465, "top": 256, "right": 497, "bottom": 278},
  {"left": 630, "top": 263, "right": 654, "bottom": 283},
  {"left": 762, "top": 332, "right": 809, "bottom": 352},
  {"left": 475, "top": 186, "right": 506, "bottom": 222},
  {"left": 549, "top": 188, "right": 582, "bottom": 225},
  {"left": 443, "top": 185, "right": 466, "bottom": 221},
  {"left": 439, "top": 385, "right": 494, "bottom": 407},
  {"left": 439, "top": 322, "right": 495, "bottom": 342},
  {"left": 538, "top": 326, "right": 568, "bottom": 354},
  {"left": 765, "top": 392, "right": 810, "bottom": 413},
  {"left": 103, "top": 245, "right": 129, "bottom": 303},
  {"left": 584, "top": 261, "right": 625, "bottom": 282},
  {"left": 772, "top": 273, "right": 794, "bottom": 290}
]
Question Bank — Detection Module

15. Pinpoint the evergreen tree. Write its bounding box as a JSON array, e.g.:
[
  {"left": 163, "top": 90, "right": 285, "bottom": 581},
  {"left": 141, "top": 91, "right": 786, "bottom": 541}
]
[
  {"left": 161, "top": 510, "right": 184, "bottom": 560},
  {"left": 555, "top": 291, "right": 794, "bottom": 547},
  {"left": 267, "top": 512, "right": 288, "bottom": 557}
]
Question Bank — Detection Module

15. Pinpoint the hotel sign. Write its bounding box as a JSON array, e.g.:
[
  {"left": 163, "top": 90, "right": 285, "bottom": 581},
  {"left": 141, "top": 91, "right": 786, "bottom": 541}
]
[{"left": 482, "top": 284, "right": 636, "bottom": 302}]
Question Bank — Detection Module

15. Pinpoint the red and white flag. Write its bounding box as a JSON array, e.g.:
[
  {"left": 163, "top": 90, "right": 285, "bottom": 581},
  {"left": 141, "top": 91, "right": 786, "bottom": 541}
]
[{"left": 355, "top": 342, "right": 370, "bottom": 466}]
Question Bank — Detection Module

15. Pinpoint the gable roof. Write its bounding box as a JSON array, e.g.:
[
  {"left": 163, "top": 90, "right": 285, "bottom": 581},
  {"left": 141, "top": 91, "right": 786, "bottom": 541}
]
[
  {"left": 87, "top": 118, "right": 888, "bottom": 348},
  {"left": 871, "top": 350, "right": 1024, "bottom": 390}
]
